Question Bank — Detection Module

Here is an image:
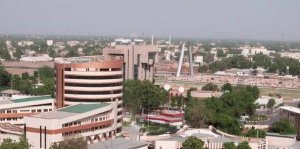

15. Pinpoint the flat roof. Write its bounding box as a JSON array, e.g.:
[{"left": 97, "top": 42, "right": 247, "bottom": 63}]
[
  {"left": 87, "top": 138, "right": 148, "bottom": 149},
  {"left": 58, "top": 103, "right": 110, "bottom": 114},
  {"left": 31, "top": 103, "right": 110, "bottom": 119},
  {"left": 54, "top": 55, "right": 120, "bottom": 64},
  {"left": 280, "top": 106, "right": 300, "bottom": 114},
  {"left": 0, "top": 123, "right": 23, "bottom": 134},
  {"left": 12, "top": 95, "right": 53, "bottom": 103}
]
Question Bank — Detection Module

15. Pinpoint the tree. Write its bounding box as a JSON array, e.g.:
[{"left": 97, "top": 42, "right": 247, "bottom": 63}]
[
  {"left": 0, "top": 136, "right": 31, "bottom": 149},
  {"left": 267, "top": 98, "right": 276, "bottom": 109},
  {"left": 182, "top": 136, "right": 204, "bottom": 149},
  {"left": 217, "top": 49, "right": 227, "bottom": 58},
  {"left": 49, "top": 137, "right": 87, "bottom": 149},
  {"left": 202, "top": 83, "right": 219, "bottom": 91},
  {"left": 222, "top": 83, "right": 232, "bottom": 92},
  {"left": 224, "top": 142, "right": 237, "bottom": 149},
  {"left": 185, "top": 99, "right": 211, "bottom": 128},
  {"left": 237, "top": 141, "right": 251, "bottom": 149},
  {"left": 38, "top": 66, "right": 54, "bottom": 81},
  {"left": 0, "top": 66, "right": 11, "bottom": 86},
  {"left": 123, "top": 80, "right": 167, "bottom": 116},
  {"left": 270, "top": 119, "right": 296, "bottom": 135}
]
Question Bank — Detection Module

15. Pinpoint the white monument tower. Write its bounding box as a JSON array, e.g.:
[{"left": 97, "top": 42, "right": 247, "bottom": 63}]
[{"left": 176, "top": 42, "right": 194, "bottom": 77}]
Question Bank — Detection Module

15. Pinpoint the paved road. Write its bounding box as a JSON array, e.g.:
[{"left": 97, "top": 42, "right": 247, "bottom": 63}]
[{"left": 123, "top": 124, "right": 141, "bottom": 141}]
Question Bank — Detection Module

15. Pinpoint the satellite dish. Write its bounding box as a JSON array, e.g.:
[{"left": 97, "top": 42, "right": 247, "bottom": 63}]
[{"left": 164, "top": 84, "right": 171, "bottom": 91}]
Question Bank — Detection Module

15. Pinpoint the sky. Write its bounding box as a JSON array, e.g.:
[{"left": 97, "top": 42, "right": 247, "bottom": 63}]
[{"left": 1, "top": 0, "right": 300, "bottom": 41}]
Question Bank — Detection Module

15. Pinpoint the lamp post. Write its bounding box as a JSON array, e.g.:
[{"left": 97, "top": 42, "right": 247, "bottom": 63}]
[
  {"left": 164, "top": 84, "right": 171, "bottom": 109},
  {"left": 178, "top": 86, "right": 185, "bottom": 111}
]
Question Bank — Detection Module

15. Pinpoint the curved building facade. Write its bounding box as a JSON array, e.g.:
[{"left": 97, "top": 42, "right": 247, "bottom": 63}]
[
  {"left": 54, "top": 55, "right": 123, "bottom": 108},
  {"left": 54, "top": 55, "right": 123, "bottom": 134}
]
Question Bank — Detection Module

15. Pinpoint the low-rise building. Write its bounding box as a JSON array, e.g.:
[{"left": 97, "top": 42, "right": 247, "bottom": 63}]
[
  {"left": 146, "top": 110, "right": 184, "bottom": 127},
  {"left": 255, "top": 96, "right": 283, "bottom": 109},
  {"left": 24, "top": 102, "right": 121, "bottom": 149},
  {"left": 0, "top": 95, "right": 55, "bottom": 125}
]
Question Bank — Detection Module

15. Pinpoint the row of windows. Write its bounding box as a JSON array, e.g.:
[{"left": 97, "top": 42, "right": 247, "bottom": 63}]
[
  {"left": 65, "top": 75, "right": 122, "bottom": 80},
  {"left": 62, "top": 112, "right": 110, "bottom": 128},
  {"left": 65, "top": 68, "right": 121, "bottom": 72},
  {"left": 0, "top": 118, "right": 18, "bottom": 121},
  {"left": 0, "top": 108, "right": 52, "bottom": 114},
  {"left": 65, "top": 83, "right": 122, "bottom": 87},
  {"left": 62, "top": 124, "right": 111, "bottom": 137},
  {"left": 65, "top": 90, "right": 122, "bottom": 95},
  {"left": 65, "top": 98, "right": 121, "bottom": 103}
]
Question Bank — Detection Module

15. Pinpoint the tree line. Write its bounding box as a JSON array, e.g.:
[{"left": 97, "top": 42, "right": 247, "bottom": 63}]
[
  {"left": 199, "top": 53, "right": 300, "bottom": 76},
  {"left": 0, "top": 65, "right": 55, "bottom": 96}
]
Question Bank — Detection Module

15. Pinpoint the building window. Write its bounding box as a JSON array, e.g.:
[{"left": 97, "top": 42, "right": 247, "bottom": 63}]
[
  {"left": 37, "top": 109, "right": 41, "bottom": 112},
  {"left": 6, "top": 110, "right": 11, "bottom": 113},
  {"left": 32, "top": 110, "right": 36, "bottom": 113}
]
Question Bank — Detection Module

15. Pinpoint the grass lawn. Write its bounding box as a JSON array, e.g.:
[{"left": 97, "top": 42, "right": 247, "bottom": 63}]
[
  {"left": 142, "top": 123, "right": 178, "bottom": 136},
  {"left": 259, "top": 87, "right": 300, "bottom": 100}
]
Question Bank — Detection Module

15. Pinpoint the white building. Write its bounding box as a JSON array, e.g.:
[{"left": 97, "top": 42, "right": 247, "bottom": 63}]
[
  {"left": 46, "top": 40, "right": 53, "bottom": 46},
  {"left": 17, "top": 41, "right": 34, "bottom": 47},
  {"left": 280, "top": 52, "right": 300, "bottom": 61},
  {"left": 0, "top": 95, "right": 55, "bottom": 125},
  {"left": 24, "top": 102, "right": 121, "bottom": 149},
  {"left": 194, "top": 55, "right": 203, "bottom": 64},
  {"left": 255, "top": 96, "right": 283, "bottom": 109},
  {"left": 67, "top": 41, "right": 80, "bottom": 47}
]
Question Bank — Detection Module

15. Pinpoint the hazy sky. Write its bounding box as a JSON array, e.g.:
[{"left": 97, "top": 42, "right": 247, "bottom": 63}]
[{"left": 1, "top": 0, "right": 300, "bottom": 40}]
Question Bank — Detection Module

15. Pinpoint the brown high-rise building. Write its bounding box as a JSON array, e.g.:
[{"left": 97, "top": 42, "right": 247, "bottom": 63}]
[
  {"left": 54, "top": 55, "right": 123, "bottom": 108},
  {"left": 103, "top": 44, "right": 159, "bottom": 82}
]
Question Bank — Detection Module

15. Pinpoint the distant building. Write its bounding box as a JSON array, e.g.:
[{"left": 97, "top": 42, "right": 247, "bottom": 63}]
[
  {"left": 255, "top": 96, "right": 283, "bottom": 109},
  {"left": 46, "top": 40, "right": 53, "bottom": 46},
  {"left": 20, "top": 54, "right": 53, "bottom": 62},
  {"left": 103, "top": 44, "right": 159, "bottom": 81},
  {"left": 17, "top": 41, "right": 34, "bottom": 47},
  {"left": 67, "top": 41, "right": 80, "bottom": 47},
  {"left": 280, "top": 52, "right": 300, "bottom": 61},
  {"left": 194, "top": 55, "right": 203, "bottom": 64}
]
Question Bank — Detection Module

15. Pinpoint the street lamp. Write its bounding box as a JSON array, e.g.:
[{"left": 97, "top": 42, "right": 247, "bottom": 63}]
[
  {"left": 178, "top": 86, "right": 185, "bottom": 111},
  {"left": 164, "top": 84, "right": 171, "bottom": 109}
]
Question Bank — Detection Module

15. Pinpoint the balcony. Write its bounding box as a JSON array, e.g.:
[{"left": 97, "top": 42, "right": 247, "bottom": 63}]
[
  {"left": 64, "top": 86, "right": 122, "bottom": 92},
  {"left": 64, "top": 93, "right": 122, "bottom": 100},
  {"left": 64, "top": 78, "right": 123, "bottom": 84},
  {"left": 64, "top": 71, "right": 122, "bottom": 76}
]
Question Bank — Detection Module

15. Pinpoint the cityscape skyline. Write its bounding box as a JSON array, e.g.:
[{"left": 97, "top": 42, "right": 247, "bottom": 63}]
[{"left": 1, "top": 0, "right": 300, "bottom": 41}]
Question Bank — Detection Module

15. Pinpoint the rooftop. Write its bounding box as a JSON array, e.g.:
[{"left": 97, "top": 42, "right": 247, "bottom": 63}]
[
  {"left": 31, "top": 103, "right": 110, "bottom": 119},
  {"left": 54, "top": 55, "right": 121, "bottom": 64},
  {"left": 280, "top": 106, "right": 300, "bottom": 114},
  {"left": 87, "top": 138, "right": 148, "bottom": 149},
  {"left": 0, "top": 123, "right": 23, "bottom": 134},
  {"left": 0, "top": 89, "right": 21, "bottom": 94},
  {"left": 58, "top": 103, "right": 110, "bottom": 114},
  {"left": 12, "top": 95, "right": 52, "bottom": 103}
]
